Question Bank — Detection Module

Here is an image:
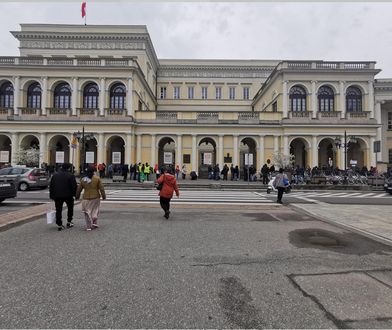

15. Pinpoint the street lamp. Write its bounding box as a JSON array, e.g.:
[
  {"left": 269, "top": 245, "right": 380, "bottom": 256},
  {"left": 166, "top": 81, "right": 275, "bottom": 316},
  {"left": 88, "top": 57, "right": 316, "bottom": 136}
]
[
  {"left": 73, "top": 126, "right": 94, "bottom": 175},
  {"left": 334, "top": 130, "right": 357, "bottom": 172}
]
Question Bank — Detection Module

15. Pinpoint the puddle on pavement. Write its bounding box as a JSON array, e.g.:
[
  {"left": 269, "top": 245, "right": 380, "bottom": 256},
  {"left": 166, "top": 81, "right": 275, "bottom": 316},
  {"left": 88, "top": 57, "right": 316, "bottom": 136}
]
[
  {"left": 289, "top": 228, "right": 392, "bottom": 255},
  {"left": 243, "top": 213, "right": 279, "bottom": 222}
]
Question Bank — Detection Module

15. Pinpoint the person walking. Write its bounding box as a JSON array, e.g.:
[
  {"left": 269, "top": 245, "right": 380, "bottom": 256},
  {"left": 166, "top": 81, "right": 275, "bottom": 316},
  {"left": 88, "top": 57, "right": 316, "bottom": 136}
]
[
  {"left": 181, "top": 164, "right": 187, "bottom": 180},
  {"left": 76, "top": 168, "right": 106, "bottom": 231},
  {"left": 156, "top": 167, "right": 179, "bottom": 219},
  {"left": 273, "top": 168, "right": 289, "bottom": 204},
  {"left": 49, "top": 163, "right": 77, "bottom": 231},
  {"left": 261, "top": 163, "right": 269, "bottom": 184}
]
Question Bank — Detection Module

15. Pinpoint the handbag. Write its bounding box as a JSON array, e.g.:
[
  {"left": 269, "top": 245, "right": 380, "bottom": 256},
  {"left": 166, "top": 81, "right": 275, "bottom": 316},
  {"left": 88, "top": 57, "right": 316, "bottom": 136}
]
[
  {"left": 46, "top": 204, "right": 56, "bottom": 224},
  {"left": 283, "top": 178, "right": 289, "bottom": 186},
  {"left": 156, "top": 182, "right": 163, "bottom": 190}
]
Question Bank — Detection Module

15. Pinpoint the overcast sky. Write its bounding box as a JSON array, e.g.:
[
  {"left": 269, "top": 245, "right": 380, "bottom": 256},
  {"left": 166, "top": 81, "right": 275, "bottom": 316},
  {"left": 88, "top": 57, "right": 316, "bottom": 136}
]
[{"left": 0, "top": 2, "right": 391, "bottom": 77}]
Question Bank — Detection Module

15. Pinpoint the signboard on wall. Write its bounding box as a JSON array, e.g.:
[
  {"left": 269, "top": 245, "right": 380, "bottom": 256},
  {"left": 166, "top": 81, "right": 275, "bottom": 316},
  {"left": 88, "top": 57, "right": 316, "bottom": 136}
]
[
  {"left": 164, "top": 152, "right": 173, "bottom": 164},
  {"left": 85, "top": 152, "right": 95, "bottom": 164},
  {"left": 112, "top": 152, "right": 121, "bottom": 164},
  {"left": 55, "top": 151, "right": 65, "bottom": 164},
  {"left": 183, "top": 154, "right": 191, "bottom": 164},
  {"left": 0, "top": 151, "right": 9, "bottom": 163},
  {"left": 245, "top": 153, "right": 254, "bottom": 166},
  {"left": 203, "top": 153, "right": 212, "bottom": 165}
]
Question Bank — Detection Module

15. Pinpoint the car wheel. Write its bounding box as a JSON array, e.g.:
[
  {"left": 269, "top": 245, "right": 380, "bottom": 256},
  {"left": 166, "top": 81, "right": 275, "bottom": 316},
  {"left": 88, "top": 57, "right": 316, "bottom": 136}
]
[
  {"left": 0, "top": 198, "right": 4, "bottom": 203},
  {"left": 19, "top": 182, "right": 29, "bottom": 191}
]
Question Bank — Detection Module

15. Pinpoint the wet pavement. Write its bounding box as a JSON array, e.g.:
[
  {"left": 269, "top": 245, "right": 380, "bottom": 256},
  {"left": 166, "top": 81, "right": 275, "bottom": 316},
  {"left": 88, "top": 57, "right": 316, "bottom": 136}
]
[{"left": 1, "top": 203, "right": 392, "bottom": 328}]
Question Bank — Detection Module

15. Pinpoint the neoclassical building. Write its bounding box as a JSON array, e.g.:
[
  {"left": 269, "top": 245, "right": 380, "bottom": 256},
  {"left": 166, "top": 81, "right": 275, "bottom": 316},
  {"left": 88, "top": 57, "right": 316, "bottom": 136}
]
[{"left": 0, "top": 24, "right": 391, "bottom": 177}]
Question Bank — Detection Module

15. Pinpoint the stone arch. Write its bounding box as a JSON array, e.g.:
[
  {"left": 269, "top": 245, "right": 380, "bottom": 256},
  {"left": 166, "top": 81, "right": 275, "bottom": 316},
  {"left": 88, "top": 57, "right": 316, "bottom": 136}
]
[
  {"left": 240, "top": 137, "right": 257, "bottom": 179},
  {"left": 290, "top": 137, "right": 310, "bottom": 168},
  {"left": 48, "top": 135, "right": 70, "bottom": 165},
  {"left": 106, "top": 135, "right": 125, "bottom": 167},
  {"left": 347, "top": 137, "right": 368, "bottom": 168},
  {"left": 0, "top": 134, "right": 12, "bottom": 164},
  {"left": 318, "top": 137, "right": 336, "bottom": 168},
  {"left": 158, "top": 136, "right": 176, "bottom": 167},
  {"left": 198, "top": 137, "right": 217, "bottom": 179}
]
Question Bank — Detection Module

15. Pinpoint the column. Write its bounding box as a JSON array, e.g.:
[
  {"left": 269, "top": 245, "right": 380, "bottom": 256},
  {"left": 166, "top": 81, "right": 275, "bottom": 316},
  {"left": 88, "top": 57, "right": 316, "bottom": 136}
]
[
  {"left": 72, "top": 77, "right": 78, "bottom": 116},
  {"left": 368, "top": 80, "right": 374, "bottom": 118},
  {"left": 339, "top": 81, "right": 345, "bottom": 119},
  {"left": 218, "top": 135, "right": 224, "bottom": 166},
  {"left": 273, "top": 136, "right": 279, "bottom": 153},
  {"left": 127, "top": 78, "right": 134, "bottom": 118},
  {"left": 99, "top": 78, "right": 105, "bottom": 117},
  {"left": 97, "top": 133, "right": 105, "bottom": 164},
  {"left": 258, "top": 135, "right": 265, "bottom": 168},
  {"left": 340, "top": 143, "right": 346, "bottom": 170},
  {"left": 125, "top": 133, "right": 133, "bottom": 165},
  {"left": 375, "top": 101, "right": 382, "bottom": 163},
  {"left": 282, "top": 81, "right": 288, "bottom": 118},
  {"left": 191, "top": 135, "right": 197, "bottom": 172},
  {"left": 39, "top": 132, "right": 47, "bottom": 165},
  {"left": 150, "top": 134, "right": 156, "bottom": 166},
  {"left": 311, "top": 80, "right": 317, "bottom": 118},
  {"left": 233, "top": 134, "right": 239, "bottom": 166},
  {"left": 136, "top": 134, "right": 142, "bottom": 163},
  {"left": 11, "top": 132, "right": 19, "bottom": 166},
  {"left": 370, "top": 136, "right": 376, "bottom": 167},
  {"left": 13, "top": 76, "right": 20, "bottom": 116},
  {"left": 41, "top": 77, "right": 47, "bottom": 116},
  {"left": 283, "top": 135, "right": 289, "bottom": 155},
  {"left": 177, "top": 134, "right": 182, "bottom": 167},
  {"left": 312, "top": 135, "right": 318, "bottom": 167}
]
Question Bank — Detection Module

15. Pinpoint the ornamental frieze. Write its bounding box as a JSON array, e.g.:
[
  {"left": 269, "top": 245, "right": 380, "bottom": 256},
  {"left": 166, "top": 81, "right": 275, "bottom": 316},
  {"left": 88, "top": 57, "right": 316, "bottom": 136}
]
[{"left": 21, "top": 40, "right": 145, "bottom": 50}]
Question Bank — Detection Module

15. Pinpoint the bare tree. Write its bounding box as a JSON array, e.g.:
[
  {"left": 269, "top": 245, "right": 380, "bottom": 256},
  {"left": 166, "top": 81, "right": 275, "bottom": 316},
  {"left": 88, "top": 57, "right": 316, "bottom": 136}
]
[{"left": 16, "top": 148, "right": 41, "bottom": 167}]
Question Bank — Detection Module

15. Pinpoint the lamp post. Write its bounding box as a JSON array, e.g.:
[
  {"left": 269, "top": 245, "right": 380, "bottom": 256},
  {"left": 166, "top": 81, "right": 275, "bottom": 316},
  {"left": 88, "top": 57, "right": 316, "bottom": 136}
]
[
  {"left": 334, "top": 131, "right": 357, "bottom": 181},
  {"left": 73, "top": 126, "right": 94, "bottom": 175}
]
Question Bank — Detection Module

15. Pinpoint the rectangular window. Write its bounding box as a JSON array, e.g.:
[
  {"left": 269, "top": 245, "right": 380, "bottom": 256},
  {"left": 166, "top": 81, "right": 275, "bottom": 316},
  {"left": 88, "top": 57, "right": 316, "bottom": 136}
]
[
  {"left": 201, "top": 87, "right": 208, "bottom": 99},
  {"left": 229, "top": 87, "right": 236, "bottom": 100},
  {"left": 215, "top": 87, "right": 222, "bottom": 100},
  {"left": 272, "top": 101, "right": 277, "bottom": 112},
  {"left": 173, "top": 86, "right": 180, "bottom": 99},
  {"left": 188, "top": 86, "right": 194, "bottom": 99},
  {"left": 160, "top": 87, "right": 167, "bottom": 99},
  {"left": 243, "top": 87, "right": 250, "bottom": 100},
  {"left": 388, "top": 112, "right": 392, "bottom": 130}
]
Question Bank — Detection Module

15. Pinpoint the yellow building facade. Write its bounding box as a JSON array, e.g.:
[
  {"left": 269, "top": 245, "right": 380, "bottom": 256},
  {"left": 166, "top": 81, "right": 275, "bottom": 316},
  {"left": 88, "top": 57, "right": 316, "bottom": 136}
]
[{"left": 0, "top": 24, "right": 391, "bottom": 177}]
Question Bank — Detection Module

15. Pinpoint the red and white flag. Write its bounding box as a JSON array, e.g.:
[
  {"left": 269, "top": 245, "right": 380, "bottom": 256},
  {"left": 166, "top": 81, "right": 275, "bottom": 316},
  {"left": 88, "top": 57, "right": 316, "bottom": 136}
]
[{"left": 81, "top": 2, "right": 86, "bottom": 18}]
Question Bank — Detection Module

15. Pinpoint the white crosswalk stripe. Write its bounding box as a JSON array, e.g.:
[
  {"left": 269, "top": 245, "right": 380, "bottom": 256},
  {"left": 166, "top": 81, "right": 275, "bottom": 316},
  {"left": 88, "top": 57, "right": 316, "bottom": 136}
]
[
  {"left": 287, "top": 191, "right": 391, "bottom": 198},
  {"left": 104, "top": 189, "right": 278, "bottom": 205}
]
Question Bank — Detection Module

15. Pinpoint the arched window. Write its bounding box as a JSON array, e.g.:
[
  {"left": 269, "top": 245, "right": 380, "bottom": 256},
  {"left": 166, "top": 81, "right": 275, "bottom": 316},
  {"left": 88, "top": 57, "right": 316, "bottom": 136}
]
[
  {"left": 0, "top": 81, "right": 14, "bottom": 108},
  {"left": 110, "top": 83, "right": 126, "bottom": 109},
  {"left": 54, "top": 83, "right": 71, "bottom": 109},
  {"left": 27, "top": 82, "right": 42, "bottom": 108},
  {"left": 83, "top": 83, "right": 99, "bottom": 109},
  {"left": 289, "top": 85, "right": 307, "bottom": 112},
  {"left": 346, "top": 86, "right": 362, "bottom": 112},
  {"left": 318, "top": 86, "right": 334, "bottom": 112}
]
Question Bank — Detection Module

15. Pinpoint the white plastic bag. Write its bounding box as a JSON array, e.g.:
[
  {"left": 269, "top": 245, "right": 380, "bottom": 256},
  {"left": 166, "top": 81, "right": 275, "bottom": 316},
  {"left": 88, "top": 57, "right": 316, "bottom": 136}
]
[{"left": 46, "top": 203, "right": 56, "bottom": 224}]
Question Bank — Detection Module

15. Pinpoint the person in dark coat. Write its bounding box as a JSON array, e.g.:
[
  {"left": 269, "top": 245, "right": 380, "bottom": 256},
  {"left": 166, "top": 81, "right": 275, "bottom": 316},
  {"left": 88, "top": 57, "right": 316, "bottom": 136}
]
[
  {"left": 261, "top": 164, "right": 269, "bottom": 184},
  {"left": 49, "top": 163, "right": 77, "bottom": 231},
  {"left": 122, "top": 164, "right": 129, "bottom": 182}
]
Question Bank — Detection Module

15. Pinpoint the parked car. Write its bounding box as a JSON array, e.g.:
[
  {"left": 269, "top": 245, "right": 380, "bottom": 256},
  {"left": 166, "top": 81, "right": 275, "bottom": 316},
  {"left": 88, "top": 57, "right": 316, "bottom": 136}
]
[
  {"left": 0, "top": 177, "right": 17, "bottom": 203},
  {"left": 384, "top": 177, "right": 392, "bottom": 195},
  {"left": 0, "top": 167, "right": 49, "bottom": 191}
]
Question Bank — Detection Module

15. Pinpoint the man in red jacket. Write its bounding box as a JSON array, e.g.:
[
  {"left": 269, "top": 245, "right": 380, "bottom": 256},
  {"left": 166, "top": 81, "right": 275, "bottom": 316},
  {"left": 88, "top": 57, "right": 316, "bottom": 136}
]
[{"left": 156, "top": 166, "right": 180, "bottom": 219}]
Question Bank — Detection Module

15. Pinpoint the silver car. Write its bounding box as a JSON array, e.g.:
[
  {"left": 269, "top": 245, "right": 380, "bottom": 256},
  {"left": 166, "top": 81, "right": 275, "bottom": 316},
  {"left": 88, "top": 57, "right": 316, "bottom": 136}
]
[{"left": 0, "top": 167, "right": 49, "bottom": 191}]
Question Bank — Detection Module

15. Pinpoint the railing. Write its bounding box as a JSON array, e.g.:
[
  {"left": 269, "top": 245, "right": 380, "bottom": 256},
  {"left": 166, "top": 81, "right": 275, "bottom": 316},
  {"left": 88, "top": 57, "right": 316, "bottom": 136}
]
[
  {"left": 288, "top": 111, "right": 312, "bottom": 118},
  {"left": 19, "top": 58, "right": 44, "bottom": 65},
  {"left": 156, "top": 111, "right": 178, "bottom": 122},
  {"left": 0, "top": 57, "right": 15, "bottom": 65},
  {"left": 197, "top": 112, "right": 219, "bottom": 123},
  {"left": 47, "top": 58, "right": 73, "bottom": 66},
  {"left": 318, "top": 111, "right": 341, "bottom": 118},
  {"left": 107, "top": 108, "right": 126, "bottom": 115},
  {"left": 281, "top": 61, "right": 375, "bottom": 71},
  {"left": 106, "top": 59, "right": 129, "bottom": 66},
  {"left": 77, "top": 59, "right": 101, "bottom": 66},
  {"left": 19, "top": 107, "right": 40, "bottom": 115},
  {"left": 238, "top": 112, "right": 259, "bottom": 123},
  {"left": 346, "top": 111, "right": 370, "bottom": 119},
  {"left": 316, "top": 62, "right": 338, "bottom": 69},
  {"left": 78, "top": 108, "right": 98, "bottom": 116},
  {"left": 344, "top": 63, "right": 370, "bottom": 69},
  {"left": 287, "top": 62, "right": 311, "bottom": 69},
  {"left": 48, "top": 108, "right": 70, "bottom": 115},
  {"left": 0, "top": 107, "right": 12, "bottom": 115}
]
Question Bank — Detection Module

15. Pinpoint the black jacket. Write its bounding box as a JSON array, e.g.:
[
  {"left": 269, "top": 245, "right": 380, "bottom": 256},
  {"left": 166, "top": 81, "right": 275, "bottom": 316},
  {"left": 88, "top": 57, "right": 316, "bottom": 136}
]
[{"left": 49, "top": 169, "right": 77, "bottom": 199}]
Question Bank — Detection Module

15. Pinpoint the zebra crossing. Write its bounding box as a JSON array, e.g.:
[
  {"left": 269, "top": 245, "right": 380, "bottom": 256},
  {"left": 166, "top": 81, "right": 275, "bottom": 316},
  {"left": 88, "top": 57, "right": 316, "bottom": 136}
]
[
  {"left": 285, "top": 191, "right": 391, "bottom": 199},
  {"left": 104, "top": 189, "right": 278, "bottom": 205}
]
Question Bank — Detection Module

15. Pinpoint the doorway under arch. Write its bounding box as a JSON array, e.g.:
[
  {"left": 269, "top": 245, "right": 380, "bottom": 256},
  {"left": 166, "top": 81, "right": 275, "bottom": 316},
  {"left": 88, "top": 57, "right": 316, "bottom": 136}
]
[
  {"left": 290, "top": 138, "right": 308, "bottom": 168},
  {"left": 48, "top": 135, "right": 70, "bottom": 166},
  {"left": 198, "top": 137, "right": 216, "bottom": 179},
  {"left": 0, "top": 134, "right": 11, "bottom": 165},
  {"left": 318, "top": 138, "right": 336, "bottom": 168},
  {"left": 107, "top": 136, "right": 125, "bottom": 166},
  {"left": 158, "top": 137, "right": 176, "bottom": 168},
  {"left": 240, "top": 137, "right": 257, "bottom": 178}
]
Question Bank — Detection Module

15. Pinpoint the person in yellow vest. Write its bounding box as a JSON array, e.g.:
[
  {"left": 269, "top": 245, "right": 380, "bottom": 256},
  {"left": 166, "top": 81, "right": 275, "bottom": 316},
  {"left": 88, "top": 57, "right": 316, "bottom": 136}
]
[{"left": 144, "top": 162, "right": 150, "bottom": 181}]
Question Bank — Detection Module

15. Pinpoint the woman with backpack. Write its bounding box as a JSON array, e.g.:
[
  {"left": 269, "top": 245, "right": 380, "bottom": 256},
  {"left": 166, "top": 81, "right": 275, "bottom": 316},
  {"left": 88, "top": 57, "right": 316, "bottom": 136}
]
[
  {"left": 156, "top": 166, "right": 179, "bottom": 219},
  {"left": 273, "top": 168, "right": 289, "bottom": 204}
]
